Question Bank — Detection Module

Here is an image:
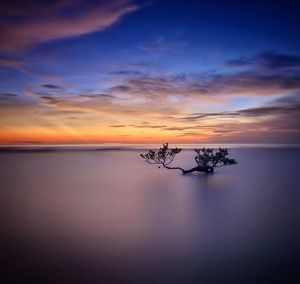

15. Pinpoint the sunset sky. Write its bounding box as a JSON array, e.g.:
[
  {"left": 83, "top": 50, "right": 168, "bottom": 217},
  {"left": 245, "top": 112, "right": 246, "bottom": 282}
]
[{"left": 0, "top": 0, "right": 299, "bottom": 144}]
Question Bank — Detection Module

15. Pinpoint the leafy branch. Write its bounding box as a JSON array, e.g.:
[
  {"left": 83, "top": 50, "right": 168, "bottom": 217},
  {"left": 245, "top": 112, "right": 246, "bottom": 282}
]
[{"left": 140, "top": 143, "right": 237, "bottom": 174}]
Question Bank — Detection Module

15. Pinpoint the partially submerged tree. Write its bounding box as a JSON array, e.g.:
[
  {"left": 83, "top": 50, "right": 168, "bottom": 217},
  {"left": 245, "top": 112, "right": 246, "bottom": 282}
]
[{"left": 140, "top": 143, "right": 237, "bottom": 174}]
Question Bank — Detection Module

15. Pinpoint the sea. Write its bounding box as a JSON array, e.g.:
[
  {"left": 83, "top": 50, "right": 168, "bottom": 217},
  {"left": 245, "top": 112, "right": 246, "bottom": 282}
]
[{"left": 1, "top": 144, "right": 300, "bottom": 283}]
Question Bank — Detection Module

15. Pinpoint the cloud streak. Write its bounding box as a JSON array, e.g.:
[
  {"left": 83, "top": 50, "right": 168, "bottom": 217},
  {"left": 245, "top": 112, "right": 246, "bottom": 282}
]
[
  {"left": 179, "top": 96, "right": 300, "bottom": 121},
  {"left": 108, "top": 70, "right": 300, "bottom": 99},
  {"left": 0, "top": 56, "right": 59, "bottom": 78},
  {"left": 225, "top": 51, "right": 300, "bottom": 70},
  {"left": 0, "top": 0, "right": 140, "bottom": 51},
  {"left": 105, "top": 51, "right": 300, "bottom": 100},
  {"left": 104, "top": 94, "right": 300, "bottom": 142},
  {"left": 42, "top": 84, "right": 64, "bottom": 90}
]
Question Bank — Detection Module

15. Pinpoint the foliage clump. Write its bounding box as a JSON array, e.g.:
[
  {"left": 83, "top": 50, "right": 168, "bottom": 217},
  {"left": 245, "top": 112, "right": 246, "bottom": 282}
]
[
  {"left": 194, "top": 148, "right": 237, "bottom": 172},
  {"left": 140, "top": 143, "right": 181, "bottom": 166},
  {"left": 140, "top": 143, "right": 237, "bottom": 174}
]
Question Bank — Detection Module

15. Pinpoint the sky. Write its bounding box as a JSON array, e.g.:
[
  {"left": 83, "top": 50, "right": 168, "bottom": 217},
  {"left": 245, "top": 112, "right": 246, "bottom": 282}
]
[{"left": 0, "top": 0, "right": 300, "bottom": 144}]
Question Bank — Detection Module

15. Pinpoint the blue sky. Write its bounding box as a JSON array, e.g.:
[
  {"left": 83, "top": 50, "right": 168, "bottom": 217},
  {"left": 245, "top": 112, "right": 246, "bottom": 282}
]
[{"left": 0, "top": 0, "right": 299, "bottom": 144}]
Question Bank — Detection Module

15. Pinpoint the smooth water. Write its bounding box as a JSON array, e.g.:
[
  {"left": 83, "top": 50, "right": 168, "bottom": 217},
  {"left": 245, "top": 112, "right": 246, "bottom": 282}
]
[{"left": 1, "top": 147, "right": 300, "bottom": 283}]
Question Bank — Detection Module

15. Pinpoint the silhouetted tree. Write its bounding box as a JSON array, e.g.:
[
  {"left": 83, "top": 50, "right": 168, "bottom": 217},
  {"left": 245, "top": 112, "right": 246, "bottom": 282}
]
[{"left": 140, "top": 143, "right": 237, "bottom": 174}]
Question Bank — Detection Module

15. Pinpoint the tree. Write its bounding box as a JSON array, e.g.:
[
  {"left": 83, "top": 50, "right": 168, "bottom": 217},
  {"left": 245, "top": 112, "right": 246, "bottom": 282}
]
[{"left": 140, "top": 143, "right": 237, "bottom": 174}]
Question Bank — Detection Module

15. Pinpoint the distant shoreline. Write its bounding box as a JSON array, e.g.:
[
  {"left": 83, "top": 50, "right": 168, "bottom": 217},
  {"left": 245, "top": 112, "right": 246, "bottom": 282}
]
[{"left": 0, "top": 143, "right": 300, "bottom": 153}]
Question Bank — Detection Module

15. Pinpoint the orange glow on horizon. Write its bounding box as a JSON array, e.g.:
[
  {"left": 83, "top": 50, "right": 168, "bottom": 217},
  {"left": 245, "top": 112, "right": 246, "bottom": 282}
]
[{"left": 0, "top": 130, "right": 214, "bottom": 145}]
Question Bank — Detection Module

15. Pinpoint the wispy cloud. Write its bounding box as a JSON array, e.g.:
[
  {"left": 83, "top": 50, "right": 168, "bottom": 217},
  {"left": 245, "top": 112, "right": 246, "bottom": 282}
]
[
  {"left": 0, "top": 92, "right": 27, "bottom": 105},
  {"left": 110, "top": 124, "right": 127, "bottom": 128},
  {"left": 109, "top": 70, "right": 146, "bottom": 76},
  {"left": 42, "top": 84, "right": 64, "bottom": 90},
  {"left": 0, "top": 57, "right": 26, "bottom": 69},
  {"left": 0, "top": 56, "right": 59, "bottom": 78},
  {"left": 140, "top": 36, "right": 189, "bottom": 53},
  {"left": 0, "top": 93, "right": 18, "bottom": 97},
  {"left": 0, "top": 0, "right": 140, "bottom": 51},
  {"left": 33, "top": 88, "right": 180, "bottom": 118},
  {"left": 179, "top": 95, "right": 300, "bottom": 121},
  {"left": 175, "top": 95, "right": 300, "bottom": 143},
  {"left": 107, "top": 69, "right": 300, "bottom": 98},
  {"left": 225, "top": 51, "right": 300, "bottom": 70},
  {"left": 107, "top": 94, "right": 300, "bottom": 142},
  {"left": 91, "top": 52, "right": 299, "bottom": 101}
]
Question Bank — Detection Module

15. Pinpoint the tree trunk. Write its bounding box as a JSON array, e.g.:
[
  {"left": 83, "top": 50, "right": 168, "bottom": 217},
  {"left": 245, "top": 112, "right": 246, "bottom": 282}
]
[
  {"left": 163, "top": 164, "right": 214, "bottom": 174},
  {"left": 162, "top": 164, "right": 186, "bottom": 173},
  {"left": 183, "top": 166, "right": 214, "bottom": 174}
]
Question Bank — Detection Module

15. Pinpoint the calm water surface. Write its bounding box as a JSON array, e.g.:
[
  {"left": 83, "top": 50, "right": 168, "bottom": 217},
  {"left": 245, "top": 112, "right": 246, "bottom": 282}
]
[{"left": 1, "top": 147, "right": 300, "bottom": 283}]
